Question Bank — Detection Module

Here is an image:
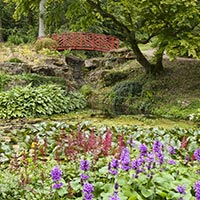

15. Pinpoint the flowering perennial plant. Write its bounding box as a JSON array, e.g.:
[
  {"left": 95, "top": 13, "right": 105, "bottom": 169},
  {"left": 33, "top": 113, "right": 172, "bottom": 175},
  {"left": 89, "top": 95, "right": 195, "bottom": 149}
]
[
  {"left": 109, "top": 158, "right": 119, "bottom": 175},
  {"left": 169, "top": 146, "right": 176, "bottom": 155},
  {"left": 110, "top": 183, "right": 120, "bottom": 200},
  {"left": 194, "top": 181, "right": 200, "bottom": 200},
  {"left": 80, "top": 160, "right": 90, "bottom": 171},
  {"left": 120, "top": 147, "right": 131, "bottom": 171},
  {"left": 194, "top": 149, "right": 200, "bottom": 162},
  {"left": 83, "top": 182, "right": 94, "bottom": 200},
  {"left": 177, "top": 185, "right": 186, "bottom": 194},
  {"left": 110, "top": 191, "right": 120, "bottom": 200},
  {"left": 176, "top": 185, "right": 186, "bottom": 199},
  {"left": 139, "top": 143, "right": 148, "bottom": 157},
  {"left": 51, "top": 166, "right": 63, "bottom": 189},
  {"left": 80, "top": 160, "right": 94, "bottom": 199},
  {"left": 80, "top": 160, "right": 90, "bottom": 182}
]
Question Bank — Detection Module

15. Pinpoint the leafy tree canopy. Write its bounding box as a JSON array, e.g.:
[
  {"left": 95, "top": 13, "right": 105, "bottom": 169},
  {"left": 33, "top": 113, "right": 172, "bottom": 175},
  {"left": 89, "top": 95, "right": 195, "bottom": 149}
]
[{"left": 67, "top": 0, "right": 200, "bottom": 74}]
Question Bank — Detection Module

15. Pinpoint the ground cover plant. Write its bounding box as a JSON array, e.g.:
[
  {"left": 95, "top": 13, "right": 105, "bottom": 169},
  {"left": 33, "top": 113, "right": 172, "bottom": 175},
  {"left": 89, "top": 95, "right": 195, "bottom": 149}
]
[{"left": 0, "top": 122, "right": 199, "bottom": 199}]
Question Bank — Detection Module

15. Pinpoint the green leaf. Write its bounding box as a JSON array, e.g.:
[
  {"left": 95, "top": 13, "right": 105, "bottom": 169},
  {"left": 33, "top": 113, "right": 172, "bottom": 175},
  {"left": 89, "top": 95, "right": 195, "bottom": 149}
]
[{"left": 140, "top": 185, "right": 154, "bottom": 198}]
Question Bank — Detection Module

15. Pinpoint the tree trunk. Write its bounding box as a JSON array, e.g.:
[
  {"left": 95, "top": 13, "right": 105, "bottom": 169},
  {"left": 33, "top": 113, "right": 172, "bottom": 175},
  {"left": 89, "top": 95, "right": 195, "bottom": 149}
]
[
  {"left": 38, "top": 0, "right": 47, "bottom": 37},
  {"left": 129, "top": 34, "right": 164, "bottom": 74},
  {"left": 152, "top": 52, "right": 164, "bottom": 74},
  {"left": 151, "top": 44, "right": 166, "bottom": 74},
  {"left": 0, "top": 15, "right": 3, "bottom": 42},
  {"left": 129, "top": 35, "right": 152, "bottom": 73},
  {"left": 131, "top": 42, "right": 153, "bottom": 74}
]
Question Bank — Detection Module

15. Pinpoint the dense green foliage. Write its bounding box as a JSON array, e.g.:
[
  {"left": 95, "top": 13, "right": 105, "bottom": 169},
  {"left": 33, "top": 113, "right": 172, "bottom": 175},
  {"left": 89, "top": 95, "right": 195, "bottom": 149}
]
[
  {"left": 106, "top": 82, "right": 143, "bottom": 115},
  {"left": 0, "top": 85, "right": 86, "bottom": 119},
  {"left": 103, "top": 70, "right": 129, "bottom": 87},
  {"left": 0, "top": 122, "right": 199, "bottom": 199}
]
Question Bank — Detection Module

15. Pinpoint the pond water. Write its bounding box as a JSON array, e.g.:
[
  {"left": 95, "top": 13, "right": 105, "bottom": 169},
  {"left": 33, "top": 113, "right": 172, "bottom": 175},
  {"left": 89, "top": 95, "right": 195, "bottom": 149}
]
[
  {"left": 49, "top": 110, "right": 197, "bottom": 129},
  {"left": 0, "top": 110, "right": 198, "bottom": 132}
]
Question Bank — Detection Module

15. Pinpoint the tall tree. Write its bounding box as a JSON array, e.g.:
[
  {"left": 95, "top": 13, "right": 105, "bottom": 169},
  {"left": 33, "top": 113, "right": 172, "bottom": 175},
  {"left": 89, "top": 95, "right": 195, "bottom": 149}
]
[
  {"left": 39, "top": 0, "right": 47, "bottom": 37},
  {"left": 0, "top": 14, "right": 3, "bottom": 42},
  {"left": 67, "top": 0, "right": 200, "bottom": 74},
  {"left": 0, "top": 0, "right": 4, "bottom": 41}
]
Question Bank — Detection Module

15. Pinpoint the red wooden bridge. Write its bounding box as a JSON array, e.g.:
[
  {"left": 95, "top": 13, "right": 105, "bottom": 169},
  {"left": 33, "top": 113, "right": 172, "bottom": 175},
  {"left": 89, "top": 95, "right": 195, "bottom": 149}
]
[{"left": 49, "top": 32, "right": 120, "bottom": 52}]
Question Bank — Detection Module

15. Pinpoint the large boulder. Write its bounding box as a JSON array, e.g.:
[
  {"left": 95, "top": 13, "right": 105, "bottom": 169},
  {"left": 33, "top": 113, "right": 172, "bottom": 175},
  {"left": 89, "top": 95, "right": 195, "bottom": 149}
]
[{"left": 84, "top": 48, "right": 136, "bottom": 70}]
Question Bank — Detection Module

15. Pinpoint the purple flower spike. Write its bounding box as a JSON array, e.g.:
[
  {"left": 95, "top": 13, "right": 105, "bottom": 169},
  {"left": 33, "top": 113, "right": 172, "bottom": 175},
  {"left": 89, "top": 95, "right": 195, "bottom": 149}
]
[
  {"left": 109, "top": 169, "right": 118, "bottom": 175},
  {"left": 83, "top": 182, "right": 94, "bottom": 194},
  {"left": 80, "top": 160, "right": 90, "bottom": 171},
  {"left": 194, "top": 181, "right": 200, "bottom": 200},
  {"left": 139, "top": 144, "right": 148, "bottom": 156},
  {"left": 169, "top": 146, "right": 176, "bottom": 154},
  {"left": 132, "top": 159, "right": 142, "bottom": 170},
  {"left": 153, "top": 140, "right": 163, "bottom": 154},
  {"left": 111, "top": 158, "right": 120, "bottom": 169},
  {"left": 80, "top": 173, "right": 90, "bottom": 181},
  {"left": 120, "top": 148, "right": 131, "bottom": 171},
  {"left": 83, "top": 182, "right": 94, "bottom": 200},
  {"left": 157, "top": 153, "right": 164, "bottom": 165},
  {"left": 51, "top": 166, "right": 62, "bottom": 182},
  {"left": 83, "top": 192, "right": 94, "bottom": 200},
  {"left": 53, "top": 182, "right": 63, "bottom": 189},
  {"left": 168, "top": 159, "right": 176, "bottom": 165},
  {"left": 177, "top": 185, "right": 186, "bottom": 194},
  {"left": 110, "top": 192, "right": 120, "bottom": 200},
  {"left": 194, "top": 149, "right": 200, "bottom": 161}
]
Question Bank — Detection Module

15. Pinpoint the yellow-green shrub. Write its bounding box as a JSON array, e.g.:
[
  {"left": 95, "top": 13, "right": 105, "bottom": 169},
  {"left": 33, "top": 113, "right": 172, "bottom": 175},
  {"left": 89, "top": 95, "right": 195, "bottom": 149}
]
[{"left": 35, "top": 38, "right": 57, "bottom": 51}]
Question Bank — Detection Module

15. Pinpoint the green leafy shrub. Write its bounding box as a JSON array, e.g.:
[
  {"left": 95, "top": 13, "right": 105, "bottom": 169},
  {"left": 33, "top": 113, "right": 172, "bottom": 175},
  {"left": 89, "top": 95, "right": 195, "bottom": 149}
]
[
  {"left": 0, "top": 84, "right": 86, "bottom": 119},
  {"left": 19, "top": 73, "right": 66, "bottom": 87},
  {"left": 35, "top": 38, "right": 57, "bottom": 52},
  {"left": 7, "top": 34, "right": 24, "bottom": 45},
  {"left": 0, "top": 74, "right": 11, "bottom": 92},
  {"left": 80, "top": 85, "right": 93, "bottom": 98},
  {"left": 106, "top": 81, "right": 143, "bottom": 115},
  {"left": 102, "top": 70, "right": 128, "bottom": 86},
  {"left": 8, "top": 57, "right": 23, "bottom": 63}
]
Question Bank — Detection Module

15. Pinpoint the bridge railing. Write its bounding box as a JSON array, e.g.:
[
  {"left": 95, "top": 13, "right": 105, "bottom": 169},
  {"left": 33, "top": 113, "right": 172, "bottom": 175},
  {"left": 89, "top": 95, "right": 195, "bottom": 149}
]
[{"left": 50, "top": 32, "right": 119, "bottom": 52}]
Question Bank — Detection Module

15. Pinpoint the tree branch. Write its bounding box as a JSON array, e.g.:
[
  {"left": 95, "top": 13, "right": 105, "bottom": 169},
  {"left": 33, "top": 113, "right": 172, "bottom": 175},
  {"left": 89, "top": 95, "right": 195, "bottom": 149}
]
[
  {"left": 86, "top": 0, "right": 132, "bottom": 35},
  {"left": 137, "top": 34, "right": 156, "bottom": 44}
]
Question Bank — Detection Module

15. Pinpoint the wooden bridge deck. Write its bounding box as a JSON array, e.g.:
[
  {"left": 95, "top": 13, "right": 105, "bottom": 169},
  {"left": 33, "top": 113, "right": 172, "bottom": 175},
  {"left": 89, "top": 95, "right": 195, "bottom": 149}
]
[{"left": 49, "top": 32, "right": 119, "bottom": 52}]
